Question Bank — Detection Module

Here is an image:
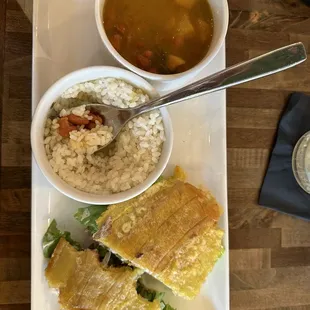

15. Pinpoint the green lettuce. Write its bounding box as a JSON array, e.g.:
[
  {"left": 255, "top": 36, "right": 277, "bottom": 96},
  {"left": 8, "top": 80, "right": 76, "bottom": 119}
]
[
  {"left": 136, "top": 280, "right": 175, "bottom": 310},
  {"left": 42, "top": 219, "right": 81, "bottom": 258},
  {"left": 74, "top": 205, "right": 108, "bottom": 234}
]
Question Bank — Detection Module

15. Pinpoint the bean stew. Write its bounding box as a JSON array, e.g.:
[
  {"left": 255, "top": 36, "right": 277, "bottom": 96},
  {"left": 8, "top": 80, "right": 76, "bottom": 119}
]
[{"left": 103, "top": 0, "right": 214, "bottom": 74}]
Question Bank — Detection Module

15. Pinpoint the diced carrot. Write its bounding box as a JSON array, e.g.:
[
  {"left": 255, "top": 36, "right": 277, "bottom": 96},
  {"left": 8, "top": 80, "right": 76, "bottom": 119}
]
[
  {"left": 136, "top": 54, "right": 151, "bottom": 70},
  {"left": 110, "top": 34, "right": 122, "bottom": 52},
  {"left": 143, "top": 50, "right": 153, "bottom": 58},
  {"left": 67, "top": 114, "right": 89, "bottom": 125},
  {"left": 58, "top": 117, "right": 77, "bottom": 137}
]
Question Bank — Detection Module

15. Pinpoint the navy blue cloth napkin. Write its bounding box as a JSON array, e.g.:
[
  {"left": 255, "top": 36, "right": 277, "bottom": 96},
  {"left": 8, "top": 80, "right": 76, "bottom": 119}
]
[{"left": 258, "top": 92, "right": 310, "bottom": 220}]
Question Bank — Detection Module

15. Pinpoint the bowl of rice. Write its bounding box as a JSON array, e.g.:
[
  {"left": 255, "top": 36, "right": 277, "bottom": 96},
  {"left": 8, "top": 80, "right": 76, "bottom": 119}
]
[{"left": 31, "top": 66, "right": 173, "bottom": 204}]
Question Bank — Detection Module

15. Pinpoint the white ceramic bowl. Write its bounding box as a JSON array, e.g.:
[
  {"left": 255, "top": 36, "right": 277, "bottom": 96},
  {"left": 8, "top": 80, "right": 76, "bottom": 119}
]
[
  {"left": 95, "top": 0, "right": 229, "bottom": 81},
  {"left": 31, "top": 66, "right": 173, "bottom": 205}
]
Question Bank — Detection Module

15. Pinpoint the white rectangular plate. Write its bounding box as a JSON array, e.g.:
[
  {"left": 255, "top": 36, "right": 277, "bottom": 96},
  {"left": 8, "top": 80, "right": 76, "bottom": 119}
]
[{"left": 31, "top": 1, "right": 229, "bottom": 309}]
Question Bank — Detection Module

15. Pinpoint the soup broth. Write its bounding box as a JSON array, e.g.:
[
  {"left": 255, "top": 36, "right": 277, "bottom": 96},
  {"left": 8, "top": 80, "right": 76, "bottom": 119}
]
[{"left": 104, "top": 0, "right": 214, "bottom": 74}]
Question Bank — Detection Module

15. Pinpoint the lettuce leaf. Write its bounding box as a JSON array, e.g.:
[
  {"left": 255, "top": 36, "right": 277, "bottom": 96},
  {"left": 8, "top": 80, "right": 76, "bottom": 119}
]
[
  {"left": 136, "top": 280, "right": 175, "bottom": 310},
  {"left": 42, "top": 219, "right": 81, "bottom": 258},
  {"left": 74, "top": 205, "right": 108, "bottom": 234}
]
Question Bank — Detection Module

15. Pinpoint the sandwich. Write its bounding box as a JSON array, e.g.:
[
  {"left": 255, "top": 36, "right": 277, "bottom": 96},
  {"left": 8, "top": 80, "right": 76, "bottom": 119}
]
[
  {"left": 92, "top": 167, "right": 224, "bottom": 300},
  {"left": 44, "top": 223, "right": 174, "bottom": 310},
  {"left": 45, "top": 238, "right": 162, "bottom": 310},
  {"left": 43, "top": 166, "right": 224, "bottom": 308}
]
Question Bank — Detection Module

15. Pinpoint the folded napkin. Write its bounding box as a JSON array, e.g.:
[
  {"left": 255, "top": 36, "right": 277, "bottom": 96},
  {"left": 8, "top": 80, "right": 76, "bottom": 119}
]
[{"left": 258, "top": 92, "right": 310, "bottom": 220}]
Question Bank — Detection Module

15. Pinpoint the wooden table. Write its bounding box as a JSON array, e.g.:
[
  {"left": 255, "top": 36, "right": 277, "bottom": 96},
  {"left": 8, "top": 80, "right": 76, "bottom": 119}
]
[{"left": 0, "top": 0, "right": 309, "bottom": 309}]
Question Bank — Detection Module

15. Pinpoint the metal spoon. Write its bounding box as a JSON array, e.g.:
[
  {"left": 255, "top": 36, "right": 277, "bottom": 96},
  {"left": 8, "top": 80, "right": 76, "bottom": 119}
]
[{"left": 83, "top": 42, "right": 307, "bottom": 152}]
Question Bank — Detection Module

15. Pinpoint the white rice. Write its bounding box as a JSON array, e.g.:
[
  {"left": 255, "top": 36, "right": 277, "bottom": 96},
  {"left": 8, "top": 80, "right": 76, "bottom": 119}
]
[{"left": 44, "top": 78, "right": 165, "bottom": 194}]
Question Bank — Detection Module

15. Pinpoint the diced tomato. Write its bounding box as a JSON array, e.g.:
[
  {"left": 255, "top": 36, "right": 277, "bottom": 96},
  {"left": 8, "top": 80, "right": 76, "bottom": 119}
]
[
  {"left": 67, "top": 114, "right": 89, "bottom": 125},
  {"left": 143, "top": 50, "right": 153, "bottom": 58},
  {"left": 58, "top": 117, "right": 77, "bottom": 137},
  {"left": 136, "top": 54, "right": 151, "bottom": 70}
]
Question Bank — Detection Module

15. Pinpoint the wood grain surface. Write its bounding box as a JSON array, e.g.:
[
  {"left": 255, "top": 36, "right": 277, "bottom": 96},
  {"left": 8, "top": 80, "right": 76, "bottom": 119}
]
[{"left": 0, "top": 0, "right": 309, "bottom": 309}]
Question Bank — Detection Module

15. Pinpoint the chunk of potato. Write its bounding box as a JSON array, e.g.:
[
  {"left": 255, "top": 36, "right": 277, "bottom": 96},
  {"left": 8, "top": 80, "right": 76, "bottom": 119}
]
[
  {"left": 167, "top": 55, "right": 186, "bottom": 72},
  {"left": 177, "top": 13, "right": 195, "bottom": 37},
  {"left": 197, "top": 19, "right": 212, "bottom": 42},
  {"left": 175, "top": 0, "right": 197, "bottom": 9}
]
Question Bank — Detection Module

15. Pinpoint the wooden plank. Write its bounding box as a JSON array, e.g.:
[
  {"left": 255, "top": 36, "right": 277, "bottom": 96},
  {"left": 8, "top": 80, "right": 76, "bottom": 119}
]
[
  {"left": 0, "top": 167, "right": 31, "bottom": 189},
  {"left": 4, "top": 55, "right": 31, "bottom": 77},
  {"left": 228, "top": 188, "right": 260, "bottom": 208},
  {"left": 5, "top": 10, "right": 31, "bottom": 33},
  {"left": 0, "top": 281, "right": 30, "bottom": 304},
  {"left": 230, "top": 248, "right": 271, "bottom": 271},
  {"left": 271, "top": 214, "right": 310, "bottom": 230},
  {"left": 7, "top": 75, "right": 31, "bottom": 99},
  {"left": 0, "top": 211, "right": 30, "bottom": 235},
  {"left": 4, "top": 32, "right": 32, "bottom": 63},
  {"left": 6, "top": 0, "right": 23, "bottom": 11},
  {"left": 229, "top": 207, "right": 277, "bottom": 229},
  {"left": 0, "top": 258, "right": 30, "bottom": 281},
  {"left": 282, "top": 229, "right": 310, "bottom": 247},
  {"left": 0, "top": 305, "right": 30, "bottom": 310},
  {"left": 0, "top": 189, "right": 30, "bottom": 212},
  {"left": 231, "top": 287, "right": 310, "bottom": 309},
  {"left": 1, "top": 121, "right": 30, "bottom": 144},
  {"left": 2, "top": 99, "right": 31, "bottom": 121},
  {"left": 14, "top": 0, "right": 32, "bottom": 22},
  {"left": 290, "top": 33, "right": 310, "bottom": 51},
  {"left": 230, "top": 228, "right": 281, "bottom": 249},
  {"left": 228, "top": 148, "right": 270, "bottom": 168},
  {"left": 0, "top": 235, "right": 30, "bottom": 258},
  {"left": 1, "top": 143, "right": 31, "bottom": 167},
  {"left": 0, "top": 0, "right": 6, "bottom": 171},
  {"left": 229, "top": 10, "right": 310, "bottom": 34},
  {"left": 227, "top": 88, "right": 294, "bottom": 109},
  {"left": 229, "top": 0, "right": 310, "bottom": 17},
  {"left": 227, "top": 128, "right": 276, "bottom": 149},
  {"left": 251, "top": 307, "right": 310, "bottom": 310},
  {"left": 227, "top": 107, "right": 282, "bottom": 129},
  {"left": 226, "top": 48, "right": 249, "bottom": 66},
  {"left": 230, "top": 266, "right": 310, "bottom": 291},
  {"left": 228, "top": 167, "right": 266, "bottom": 189},
  {"left": 227, "top": 29, "right": 290, "bottom": 51},
  {"left": 271, "top": 247, "right": 310, "bottom": 268}
]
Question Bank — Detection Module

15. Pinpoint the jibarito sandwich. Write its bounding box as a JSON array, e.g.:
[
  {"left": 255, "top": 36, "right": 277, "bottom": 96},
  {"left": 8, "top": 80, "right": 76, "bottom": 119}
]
[
  {"left": 93, "top": 167, "right": 224, "bottom": 300},
  {"left": 45, "top": 238, "right": 167, "bottom": 310}
]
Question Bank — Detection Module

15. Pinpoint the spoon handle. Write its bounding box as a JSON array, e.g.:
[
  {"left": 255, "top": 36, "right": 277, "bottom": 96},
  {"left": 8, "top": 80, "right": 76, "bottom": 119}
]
[{"left": 136, "top": 42, "right": 307, "bottom": 114}]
